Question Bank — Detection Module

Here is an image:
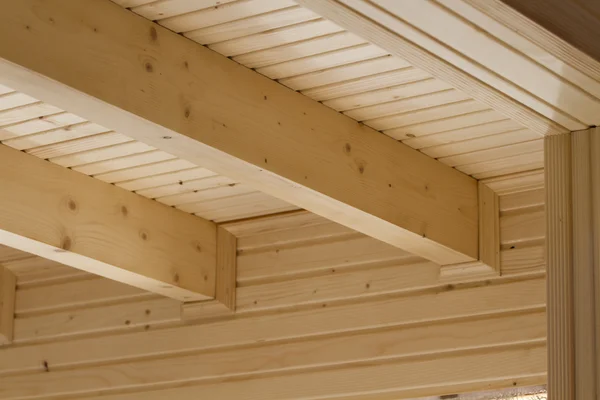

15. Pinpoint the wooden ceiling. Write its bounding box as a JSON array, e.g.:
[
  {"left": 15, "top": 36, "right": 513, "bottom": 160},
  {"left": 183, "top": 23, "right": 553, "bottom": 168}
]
[
  {"left": 0, "top": 84, "right": 297, "bottom": 222},
  {"left": 116, "top": 0, "right": 546, "bottom": 180}
]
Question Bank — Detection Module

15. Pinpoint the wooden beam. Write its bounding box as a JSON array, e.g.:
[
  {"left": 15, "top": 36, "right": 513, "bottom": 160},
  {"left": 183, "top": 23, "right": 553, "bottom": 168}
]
[
  {"left": 439, "top": 182, "right": 500, "bottom": 281},
  {"left": 181, "top": 226, "right": 237, "bottom": 320},
  {"left": 0, "top": 266, "right": 16, "bottom": 345},
  {"left": 545, "top": 128, "right": 600, "bottom": 399},
  {"left": 0, "top": 0, "right": 478, "bottom": 265},
  {"left": 0, "top": 144, "right": 217, "bottom": 302},
  {"left": 296, "top": 0, "right": 569, "bottom": 136}
]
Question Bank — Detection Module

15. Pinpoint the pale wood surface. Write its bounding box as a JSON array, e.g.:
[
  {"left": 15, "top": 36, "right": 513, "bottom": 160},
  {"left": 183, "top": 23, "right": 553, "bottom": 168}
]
[
  {"left": 296, "top": 0, "right": 564, "bottom": 135},
  {"left": 0, "top": 190, "right": 546, "bottom": 398},
  {"left": 571, "top": 129, "right": 598, "bottom": 398},
  {"left": 0, "top": 267, "right": 16, "bottom": 345},
  {"left": 0, "top": 0, "right": 481, "bottom": 265},
  {"left": 0, "top": 144, "right": 217, "bottom": 302},
  {"left": 545, "top": 133, "right": 574, "bottom": 399},
  {"left": 478, "top": 182, "right": 500, "bottom": 272},
  {"left": 0, "top": 89, "right": 296, "bottom": 223}
]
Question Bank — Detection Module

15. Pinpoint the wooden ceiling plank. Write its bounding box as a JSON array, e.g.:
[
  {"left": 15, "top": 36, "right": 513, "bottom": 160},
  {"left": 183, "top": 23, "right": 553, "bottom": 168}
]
[
  {"left": 306, "top": 67, "right": 429, "bottom": 102},
  {"left": 184, "top": 6, "right": 320, "bottom": 45},
  {"left": 135, "top": 175, "right": 238, "bottom": 199},
  {"left": 279, "top": 55, "right": 403, "bottom": 92},
  {"left": 210, "top": 19, "right": 344, "bottom": 58},
  {"left": 0, "top": 112, "right": 86, "bottom": 140},
  {"left": 385, "top": 109, "right": 506, "bottom": 141},
  {"left": 344, "top": 88, "right": 471, "bottom": 121},
  {"left": 2, "top": 121, "right": 111, "bottom": 150},
  {"left": 403, "top": 119, "right": 524, "bottom": 149},
  {"left": 367, "top": 99, "right": 489, "bottom": 131},
  {"left": 323, "top": 77, "right": 446, "bottom": 111},
  {"left": 257, "top": 43, "right": 388, "bottom": 80},
  {"left": 73, "top": 150, "right": 177, "bottom": 176},
  {"left": 376, "top": 0, "right": 599, "bottom": 127},
  {"left": 296, "top": 0, "right": 569, "bottom": 135},
  {"left": 0, "top": 0, "right": 480, "bottom": 265},
  {"left": 0, "top": 144, "right": 217, "bottom": 302},
  {"left": 26, "top": 131, "right": 131, "bottom": 159},
  {"left": 159, "top": 0, "right": 297, "bottom": 33},
  {"left": 233, "top": 31, "right": 366, "bottom": 69},
  {"left": 421, "top": 128, "right": 541, "bottom": 159},
  {"left": 131, "top": 0, "right": 238, "bottom": 21}
]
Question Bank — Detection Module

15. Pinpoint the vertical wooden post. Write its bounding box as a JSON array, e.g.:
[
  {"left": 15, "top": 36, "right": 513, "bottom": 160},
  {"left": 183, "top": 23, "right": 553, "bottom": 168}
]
[
  {"left": 545, "top": 128, "right": 600, "bottom": 399},
  {"left": 0, "top": 266, "right": 16, "bottom": 345}
]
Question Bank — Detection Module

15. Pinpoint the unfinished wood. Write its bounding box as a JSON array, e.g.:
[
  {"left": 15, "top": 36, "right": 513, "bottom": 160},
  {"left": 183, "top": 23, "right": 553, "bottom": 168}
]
[
  {"left": 233, "top": 31, "right": 366, "bottom": 69},
  {"left": 500, "top": 208, "right": 545, "bottom": 246},
  {"left": 571, "top": 129, "right": 598, "bottom": 398},
  {"left": 135, "top": 175, "right": 237, "bottom": 199},
  {"left": 545, "top": 133, "right": 574, "bottom": 399},
  {"left": 483, "top": 169, "right": 545, "bottom": 195},
  {"left": 0, "top": 112, "right": 86, "bottom": 141},
  {"left": 159, "top": 0, "right": 298, "bottom": 33},
  {"left": 73, "top": 151, "right": 177, "bottom": 175},
  {"left": 0, "top": 312, "right": 545, "bottom": 400},
  {"left": 366, "top": 99, "right": 488, "bottom": 131},
  {"left": 210, "top": 19, "right": 344, "bottom": 57},
  {"left": 0, "top": 276, "right": 546, "bottom": 374},
  {"left": 500, "top": 244, "right": 545, "bottom": 276},
  {"left": 279, "top": 55, "right": 404, "bottom": 91},
  {"left": 15, "top": 275, "right": 152, "bottom": 315},
  {"left": 472, "top": 0, "right": 600, "bottom": 80},
  {"left": 2, "top": 121, "right": 110, "bottom": 150},
  {"left": 306, "top": 68, "right": 431, "bottom": 102},
  {"left": 500, "top": 188, "right": 545, "bottom": 212},
  {"left": 184, "top": 6, "right": 320, "bottom": 45},
  {"left": 24, "top": 344, "right": 544, "bottom": 400},
  {"left": 0, "top": 266, "right": 16, "bottom": 345},
  {"left": 296, "top": 0, "right": 567, "bottom": 135},
  {"left": 439, "top": 139, "right": 543, "bottom": 168},
  {"left": 385, "top": 109, "right": 507, "bottom": 140},
  {"left": 14, "top": 296, "right": 179, "bottom": 343},
  {"left": 403, "top": 119, "right": 524, "bottom": 149},
  {"left": 131, "top": 0, "right": 239, "bottom": 21},
  {"left": 188, "top": 192, "right": 299, "bottom": 223},
  {"left": 448, "top": 0, "right": 600, "bottom": 100},
  {"left": 215, "top": 227, "right": 236, "bottom": 311},
  {"left": 478, "top": 182, "right": 500, "bottom": 272},
  {"left": 344, "top": 89, "right": 471, "bottom": 121},
  {"left": 0, "top": 0, "right": 480, "bottom": 264},
  {"left": 0, "top": 102, "right": 63, "bottom": 126},
  {"left": 237, "top": 235, "right": 411, "bottom": 284},
  {"left": 257, "top": 43, "right": 389, "bottom": 80},
  {"left": 0, "top": 144, "right": 216, "bottom": 302}
]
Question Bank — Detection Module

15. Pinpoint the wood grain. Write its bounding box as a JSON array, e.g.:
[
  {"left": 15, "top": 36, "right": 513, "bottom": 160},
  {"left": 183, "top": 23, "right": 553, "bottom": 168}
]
[
  {"left": 0, "top": 144, "right": 216, "bottom": 301},
  {"left": 0, "top": 0, "right": 479, "bottom": 264}
]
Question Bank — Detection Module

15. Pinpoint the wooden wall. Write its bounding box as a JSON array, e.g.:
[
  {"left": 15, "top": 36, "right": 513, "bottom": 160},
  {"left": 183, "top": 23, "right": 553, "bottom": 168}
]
[{"left": 0, "top": 173, "right": 546, "bottom": 399}]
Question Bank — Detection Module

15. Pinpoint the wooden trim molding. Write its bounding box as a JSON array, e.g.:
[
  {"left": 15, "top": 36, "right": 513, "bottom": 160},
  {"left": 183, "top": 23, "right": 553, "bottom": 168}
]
[
  {"left": 0, "top": 266, "right": 16, "bottom": 345},
  {"left": 440, "top": 182, "right": 500, "bottom": 281},
  {"left": 0, "top": 0, "right": 479, "bottom": 266},
  {"left": 545, "top": 128, "right": 600, "bottom": 399},
  {"left": 0, "top": 144, "right": 217, "bottom": 302}
]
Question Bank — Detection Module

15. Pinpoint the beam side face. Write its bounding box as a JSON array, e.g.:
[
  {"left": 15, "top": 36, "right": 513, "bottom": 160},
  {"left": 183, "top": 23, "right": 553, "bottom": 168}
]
[
  {"left": 0, "top": 145, "right": 217, "bottom": 301},
  {"left": 0, "top": 0, "right": 478, "bottom": 264}
]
